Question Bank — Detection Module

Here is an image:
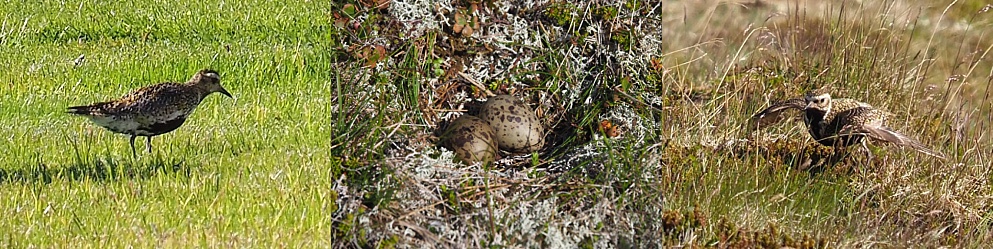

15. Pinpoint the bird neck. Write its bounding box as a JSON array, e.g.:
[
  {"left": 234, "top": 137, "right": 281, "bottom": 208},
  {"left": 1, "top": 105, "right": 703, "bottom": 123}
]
[
  {"left": 185, "top": 82, "right": 213, "bottom": 100},
  {"left": 803, "top": 108, "right": 829, "bottom": 141},
  {"left": 804, "top": 108, "right": 828, "bottom": 127}
]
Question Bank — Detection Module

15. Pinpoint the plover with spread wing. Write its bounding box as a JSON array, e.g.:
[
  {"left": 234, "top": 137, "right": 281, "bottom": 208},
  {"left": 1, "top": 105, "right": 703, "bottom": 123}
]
[{"left": 751, "top": 89, "right": 944, "bottom": 159}]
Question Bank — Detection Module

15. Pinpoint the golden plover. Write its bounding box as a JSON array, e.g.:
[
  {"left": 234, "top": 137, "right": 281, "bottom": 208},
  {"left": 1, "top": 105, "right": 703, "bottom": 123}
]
[
  {"left": 68, "top": 69, "right": 232, "bottom": 157},
  {"left": 751, "top": 90, "right": 944, "bottom": 159},
  {"left": 751, "top": 89, "right": 870, "bottom": 133}
]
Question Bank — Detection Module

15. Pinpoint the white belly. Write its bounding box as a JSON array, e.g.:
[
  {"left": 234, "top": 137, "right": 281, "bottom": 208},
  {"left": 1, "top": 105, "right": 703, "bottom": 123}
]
[{"left": 88, "top": 116, "right": 141, "bottom": 134}]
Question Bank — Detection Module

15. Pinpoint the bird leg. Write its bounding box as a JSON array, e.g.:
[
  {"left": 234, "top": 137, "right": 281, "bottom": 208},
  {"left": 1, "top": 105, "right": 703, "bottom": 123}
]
[
  {"left": 146, "top": 136, "right": 153, "bottom": 154},
  {"left": 130, "top": 135, "right": 138, "bottom": 158}
]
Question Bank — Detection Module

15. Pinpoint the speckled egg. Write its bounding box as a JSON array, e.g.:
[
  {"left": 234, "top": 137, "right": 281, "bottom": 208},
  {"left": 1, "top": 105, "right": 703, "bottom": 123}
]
[
  {"left": 478, "top": 95, "right": 545, "bottom": 153},
  {"left": 442, "top": 115, "right": 499, "bottom": 164}
]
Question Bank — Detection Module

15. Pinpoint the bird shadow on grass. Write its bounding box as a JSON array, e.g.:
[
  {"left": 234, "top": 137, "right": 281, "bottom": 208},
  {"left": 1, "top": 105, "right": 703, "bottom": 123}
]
[
  {"left": 0, "top": 156, "right": 193, "bottom": 185},
  {"left": 0, "top": 131, "right": 199, "bottom": 185}
]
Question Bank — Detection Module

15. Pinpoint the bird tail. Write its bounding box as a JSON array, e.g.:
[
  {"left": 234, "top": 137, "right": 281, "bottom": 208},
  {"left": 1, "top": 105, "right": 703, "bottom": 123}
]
[
  {"left": 67, "top": 102, "right": 110, "bottom": 116},
  {"left": 863, "top": 126, "right": 947, "bottom": 160}
]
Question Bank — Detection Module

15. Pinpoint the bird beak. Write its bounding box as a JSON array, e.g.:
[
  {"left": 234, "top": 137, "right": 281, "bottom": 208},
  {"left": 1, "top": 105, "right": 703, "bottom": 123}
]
[
  {"left": 804, "top": 102, "right": 814, "bottom": 110},
  {"left": 219, "top": 87, "right": 233, "bottom": 98}
]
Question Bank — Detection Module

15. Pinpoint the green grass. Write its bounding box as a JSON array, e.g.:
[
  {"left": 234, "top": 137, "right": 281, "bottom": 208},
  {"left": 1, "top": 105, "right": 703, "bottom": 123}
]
[{"left": 0, "top": 0, "right": 330, "bottom": 247}]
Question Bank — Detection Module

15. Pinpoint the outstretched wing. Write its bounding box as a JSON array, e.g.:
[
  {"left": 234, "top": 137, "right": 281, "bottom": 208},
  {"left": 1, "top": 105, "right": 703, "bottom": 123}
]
[
  {"left": 750, "top": 98, "right": 806, "bottom": 129},
  {"left": 839, "top": 124, "right": 946, "bottom": 159}
]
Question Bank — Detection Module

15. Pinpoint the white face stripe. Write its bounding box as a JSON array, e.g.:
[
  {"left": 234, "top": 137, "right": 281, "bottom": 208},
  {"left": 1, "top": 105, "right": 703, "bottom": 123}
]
[
  {"left": 803, "top": 94, "right": 832, "bottom": 111},
  {"left": 204, "top": 72, "right": 220, "bottom": 79}
]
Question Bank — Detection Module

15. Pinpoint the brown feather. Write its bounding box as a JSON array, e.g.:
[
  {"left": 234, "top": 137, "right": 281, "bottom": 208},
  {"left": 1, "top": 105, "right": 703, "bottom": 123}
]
[
  {"left": 750, "top": 98, "right": 806, "bottom": 129},
  {"left": 838, "top": 118, "right": 946, "bottom": 160}
]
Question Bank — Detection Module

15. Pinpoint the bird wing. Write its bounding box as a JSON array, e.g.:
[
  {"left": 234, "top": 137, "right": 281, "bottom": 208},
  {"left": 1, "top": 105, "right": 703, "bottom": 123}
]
[
  {"left": 113, "top": 83, "right": 192, "bottom": 114},
  {"left": 839, "top": 124, "right": 946, "bottom": 159},
  {"left": 750, "top": 98, "right": 806, "bottom": 129},
  {"left": 68, "top": 83, "right": 195, "bottom": 126}
]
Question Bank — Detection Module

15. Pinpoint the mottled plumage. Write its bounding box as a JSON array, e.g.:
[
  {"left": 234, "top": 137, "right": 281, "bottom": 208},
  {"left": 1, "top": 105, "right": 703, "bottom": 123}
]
[
  {"left": 818, "top": 106, "right": 945, "bottom": 159},
  {"left": 751, "top": 90, "right": 870, "bottom": 130},
  {"left": 68, "top": 69, "right": 232, "bottom": 157},
  {"left": 752, "top": 90, "right": 944, "bottom": 159},
  {"left": 800, "top": 90, "right": 874, "bottom": 147}
]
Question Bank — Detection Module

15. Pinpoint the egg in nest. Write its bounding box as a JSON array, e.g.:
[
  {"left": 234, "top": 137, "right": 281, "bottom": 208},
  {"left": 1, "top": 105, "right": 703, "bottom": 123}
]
[
  {"left": 479, "top": 95, "right": 545, "bottom": 153},
  {"left": 441, "top": 115, "right": 499, "bottom": 164}
]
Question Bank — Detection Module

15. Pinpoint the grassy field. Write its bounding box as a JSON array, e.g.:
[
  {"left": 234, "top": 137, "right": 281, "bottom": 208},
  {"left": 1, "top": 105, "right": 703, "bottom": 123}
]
[
  {"left": 329, "top": 0, "right": 993, "bottom": 248},
  {"left": 0, "top": 0, "right": 330, "bottom": 247}
]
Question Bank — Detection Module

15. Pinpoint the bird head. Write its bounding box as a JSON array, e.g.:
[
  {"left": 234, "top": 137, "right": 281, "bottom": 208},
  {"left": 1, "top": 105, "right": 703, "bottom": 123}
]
[
  {"left": 803, "top": 90, "right": 832, "bottom": 113},
  {"left": 190, "top": 69, "right": 232, "bottom": 98}
]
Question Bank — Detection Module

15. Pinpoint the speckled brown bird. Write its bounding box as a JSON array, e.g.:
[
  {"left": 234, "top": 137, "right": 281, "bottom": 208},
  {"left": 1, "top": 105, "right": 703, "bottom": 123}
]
[
  {"left": 751, "top": 89, "right": 870, "bottom": 133},
  {"left": 68, "top": 69, "right": 232, "bottom": 157},
  {"left": 797, "top": 89, "right": 874, "bottom": 147},
  {"left": 752, "top": 90, "right": 944, "bottom": 159}
]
